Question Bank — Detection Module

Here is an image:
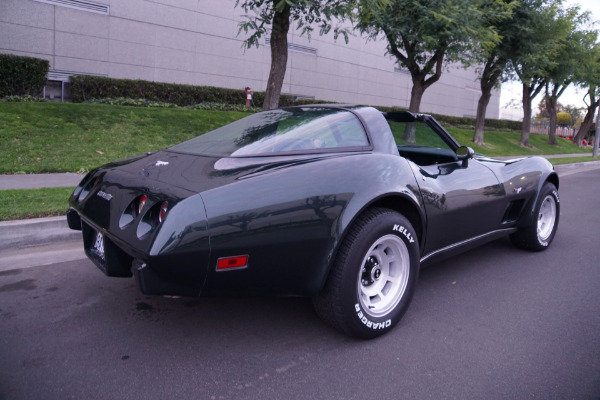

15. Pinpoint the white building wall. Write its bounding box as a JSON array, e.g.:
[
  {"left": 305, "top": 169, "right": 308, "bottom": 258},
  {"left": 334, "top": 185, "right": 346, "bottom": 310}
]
[{"left": 0, "top": 0, "right": 500, "bottom": 118}]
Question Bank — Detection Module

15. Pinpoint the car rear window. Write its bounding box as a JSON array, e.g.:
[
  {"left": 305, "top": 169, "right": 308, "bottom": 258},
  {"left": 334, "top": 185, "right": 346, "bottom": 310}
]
[{"left": 169, "top": 108, "right": 370, "bottom": 157}]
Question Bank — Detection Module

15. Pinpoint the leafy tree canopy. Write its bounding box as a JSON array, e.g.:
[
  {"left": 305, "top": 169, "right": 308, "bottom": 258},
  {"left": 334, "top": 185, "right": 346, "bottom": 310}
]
[
  {"left": 236, "top": 0, "right": 373, "bottom": 48},
  {"left": 356, "top": 0, "right": 512, "bottom": 113}
]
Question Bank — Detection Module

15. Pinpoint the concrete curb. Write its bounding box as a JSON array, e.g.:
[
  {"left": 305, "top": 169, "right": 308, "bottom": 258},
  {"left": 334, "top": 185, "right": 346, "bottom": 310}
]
[{"left": 0, "top": 216, "right": 81, "bottom": 251}]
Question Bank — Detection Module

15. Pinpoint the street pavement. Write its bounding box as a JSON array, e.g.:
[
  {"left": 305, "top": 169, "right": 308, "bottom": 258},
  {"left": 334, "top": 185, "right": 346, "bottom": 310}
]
[{"left": 1, "top": 166, "right": 599, "bottom": 400}]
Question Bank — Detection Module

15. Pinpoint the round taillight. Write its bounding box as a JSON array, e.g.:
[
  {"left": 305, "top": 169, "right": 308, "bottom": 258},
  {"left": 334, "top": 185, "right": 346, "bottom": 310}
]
[
  {"left": 138, "top": 195, "right": 147, "bottom": 215},
  {"left": 159, "top": 201, "right": 169, "bottom": 223}
]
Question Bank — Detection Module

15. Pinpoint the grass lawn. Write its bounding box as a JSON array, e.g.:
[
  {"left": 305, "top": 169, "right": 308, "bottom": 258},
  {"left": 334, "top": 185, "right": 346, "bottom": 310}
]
[
  {"left": 446, "top": 127, "right": 588, "bottom": 157},
  {"left": 0, "top": 187, "right": 75, "bottom": 221},
  {"left": 0, "top": 102, "right": 248, "bottom": 174}
]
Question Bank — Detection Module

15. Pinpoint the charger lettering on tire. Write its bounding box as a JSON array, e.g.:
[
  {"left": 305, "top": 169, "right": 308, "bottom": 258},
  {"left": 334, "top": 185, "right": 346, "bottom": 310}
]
[{"left": 355, "top": 304, "right": 391, "bottom": 329}]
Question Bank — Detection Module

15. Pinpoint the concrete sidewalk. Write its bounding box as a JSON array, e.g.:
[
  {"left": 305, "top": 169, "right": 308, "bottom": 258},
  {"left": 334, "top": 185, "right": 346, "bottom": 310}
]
[
  {"left": 0, "top": 172, "right": 83, "bottom": 190},
  {"left": 1, "top": 155, "right": 600, "bottom": 252}
]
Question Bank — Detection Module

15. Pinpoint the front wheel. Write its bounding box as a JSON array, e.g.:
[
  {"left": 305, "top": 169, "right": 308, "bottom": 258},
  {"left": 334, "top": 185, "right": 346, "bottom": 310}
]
[
  {"left": 313, "top": 208, "right": 420, "bottom": 339},
  {"left": 510, "top": 182, "right": 560, "bottom": 251}
]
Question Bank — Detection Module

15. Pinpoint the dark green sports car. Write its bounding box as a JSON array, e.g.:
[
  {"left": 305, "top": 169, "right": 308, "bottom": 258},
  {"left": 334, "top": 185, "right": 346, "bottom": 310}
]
[{"left": 67, "top": 105, "right": 559, "bottom": 338}]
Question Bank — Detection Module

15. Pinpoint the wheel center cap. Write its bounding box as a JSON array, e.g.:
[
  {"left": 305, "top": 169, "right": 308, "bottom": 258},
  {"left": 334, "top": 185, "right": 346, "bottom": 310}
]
[
  {"left": 361, "top": 257, "right": 381, "bottom": 286},
  {"left": 372, "top": 268, "right": 381, "bottom": 281}
]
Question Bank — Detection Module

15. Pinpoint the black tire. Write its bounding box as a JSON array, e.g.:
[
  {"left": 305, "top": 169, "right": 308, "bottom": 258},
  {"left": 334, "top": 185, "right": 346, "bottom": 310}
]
[
  {"left": 510, "top": 182, "right": 560, "bottom": 251},
  {"left": 313, "top": 208, "right": 420, "bottom": 339}
]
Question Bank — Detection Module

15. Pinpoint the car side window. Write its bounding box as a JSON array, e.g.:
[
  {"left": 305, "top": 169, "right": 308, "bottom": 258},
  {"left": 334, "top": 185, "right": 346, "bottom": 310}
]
[
  {"left": 389, "top": 121, "right": 451, "bottom": 149},
  {"left": 388, "top": 121, "right": 458, "bottom": 166}
]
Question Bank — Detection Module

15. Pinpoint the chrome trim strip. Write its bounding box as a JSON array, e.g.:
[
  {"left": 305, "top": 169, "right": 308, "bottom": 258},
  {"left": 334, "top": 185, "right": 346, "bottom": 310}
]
[{"left": 420, "top": 228, "right": 516, "bottom": 263}]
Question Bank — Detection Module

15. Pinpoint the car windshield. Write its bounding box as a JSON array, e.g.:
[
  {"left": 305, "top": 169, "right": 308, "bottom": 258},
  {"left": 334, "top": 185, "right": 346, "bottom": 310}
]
[{"left": 169, "top": 108, "right": 370, "bottom": 157}]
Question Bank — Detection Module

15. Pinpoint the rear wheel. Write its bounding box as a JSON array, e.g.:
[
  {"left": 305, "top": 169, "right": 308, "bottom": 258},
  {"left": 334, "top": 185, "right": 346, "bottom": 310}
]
[
  {"left": 313, "top": 208, "right": 419, "bottom": 339},
  {"left": 510, "top": 182, "right": 560, "bottom": 251}
]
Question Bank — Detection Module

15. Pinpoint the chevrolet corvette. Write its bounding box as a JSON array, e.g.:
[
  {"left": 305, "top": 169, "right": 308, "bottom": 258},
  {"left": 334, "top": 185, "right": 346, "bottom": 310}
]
[{"left": 67, "top": 105, "right": 559, "bottom": 338}]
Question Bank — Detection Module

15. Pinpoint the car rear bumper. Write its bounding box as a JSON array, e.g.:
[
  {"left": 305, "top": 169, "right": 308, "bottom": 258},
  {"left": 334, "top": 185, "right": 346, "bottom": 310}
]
[{"left": 79, "top": 218, "right": 202, "bottom": 296}]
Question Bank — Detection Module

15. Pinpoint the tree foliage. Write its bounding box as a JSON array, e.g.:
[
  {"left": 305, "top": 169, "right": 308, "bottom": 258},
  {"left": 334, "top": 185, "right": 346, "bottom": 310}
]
[
  {"left": 543, "top": 5, "right": 596, "bottom": 145},
  {"left": 573, "top": 42, "right": 600, "bottom": 147},
  {"left": 556, "top": 111, "right": 572, "bottom": 126},
  {"left": 357, "top": 0, "right": 508, "bottom": 120},
  {"left": 237, "top": 0, "right": 358, "bottom": 49},
  {"left": 507, "top": 0, "right": 564, "bottom": 147}
]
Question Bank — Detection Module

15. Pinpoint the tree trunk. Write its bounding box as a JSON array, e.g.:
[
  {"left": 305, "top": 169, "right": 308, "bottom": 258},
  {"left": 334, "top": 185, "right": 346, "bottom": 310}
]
[
  {"left": 262, "top": 5, "right": 290, "bottom": 110},
  {"left": 473, "top": 68, "right": 497, "bottom": 147},
  {"left": 520, "top": 84, "right": 533, "bottom": 147},
  {"left": 473, "top": 91, "right": 492, "bottom": 146},
  {"left": 403, "top": 79, "right": 425, "bottom": 143},
  {"left": 574, "top": 92, "right": 598, "bottom": 147},
  {"left": 472, "top": 56, "right": 505, "bottom": 147},
  {"left": 408, "top": 80, "right": 425, "bottom": 113},
  {"left": 594, "top": 109, "right": 599, "bottom": 158},
  {"left": 545, "top": 95, "right": 558, "bottom": 145}
]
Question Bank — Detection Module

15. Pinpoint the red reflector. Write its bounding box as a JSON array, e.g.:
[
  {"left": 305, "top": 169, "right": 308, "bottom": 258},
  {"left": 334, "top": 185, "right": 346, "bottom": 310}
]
[
  {"left": 217, "top": 255, "right": 249, "bottom": 271},
  {"left": 138, "top": 195, "right": 147, "bottom": 215},
  {"left": 158, "top": 201, "right": 168, "bottom": 223}
]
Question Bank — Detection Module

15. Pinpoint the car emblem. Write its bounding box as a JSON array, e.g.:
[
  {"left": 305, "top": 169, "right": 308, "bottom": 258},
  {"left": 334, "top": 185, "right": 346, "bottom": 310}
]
[
  {"left": 96, "top": 190, "right": 113, "bottom": 201},
  {"left": 514, "top": 187, "right": 522, "bottom": 194}
]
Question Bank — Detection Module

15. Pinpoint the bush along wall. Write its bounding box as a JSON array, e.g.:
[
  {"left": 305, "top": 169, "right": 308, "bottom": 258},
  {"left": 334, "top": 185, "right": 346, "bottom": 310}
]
[
  {"left": 0, "top": 54, "right": 49, "bottom": 97},
  {"left": 70, "top": 75, "right": 297, "bottom": 107},
  {"left": 68, "top": 75, "right": 522, "bottom": 131}
]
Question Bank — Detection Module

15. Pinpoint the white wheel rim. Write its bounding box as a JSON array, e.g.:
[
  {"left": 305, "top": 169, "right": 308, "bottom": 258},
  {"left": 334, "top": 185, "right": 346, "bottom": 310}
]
[
  {"left": 537, "top": 194, "right": 557, "bottom": 241},
  {"left": 357, "top": 234, "right": 410, "bottom": 318}
]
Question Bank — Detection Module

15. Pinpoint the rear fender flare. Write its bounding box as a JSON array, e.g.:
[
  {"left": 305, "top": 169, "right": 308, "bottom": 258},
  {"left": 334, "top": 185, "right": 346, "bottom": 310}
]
[{"left": 318, "top": 190, "right": 425, "bottom": 293}]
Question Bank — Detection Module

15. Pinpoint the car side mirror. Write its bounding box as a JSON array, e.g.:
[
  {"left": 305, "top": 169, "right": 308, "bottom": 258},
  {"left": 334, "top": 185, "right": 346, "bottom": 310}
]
[{"left": 456, "top": 146, "right": 474, "bottom": 168}]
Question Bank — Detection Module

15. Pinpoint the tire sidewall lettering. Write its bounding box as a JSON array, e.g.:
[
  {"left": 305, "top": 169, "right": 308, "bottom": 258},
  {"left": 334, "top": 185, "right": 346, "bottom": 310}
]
[
  {"left": 350, "top": 219, "right": 418, "bottom": 332},
  {"left": 354, "top": 303, "right": 392, "bottom": 330},
  {"left": 391, "top": 224, "right": 415, "bottom": 243}
]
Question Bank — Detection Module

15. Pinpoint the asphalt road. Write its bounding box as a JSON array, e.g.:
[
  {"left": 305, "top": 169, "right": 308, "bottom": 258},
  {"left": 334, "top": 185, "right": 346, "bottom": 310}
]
[{"left": 1, "top": 168, "right": 599, "bottom": 400}]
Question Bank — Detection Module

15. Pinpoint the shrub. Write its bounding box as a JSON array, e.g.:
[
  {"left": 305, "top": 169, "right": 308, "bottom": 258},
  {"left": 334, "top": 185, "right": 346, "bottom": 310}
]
[
  {"left": 556, "top": 112, "right": 572, "bottom": 126},
  {"left": 186, "top": 102, "right": 262, "bottom": 113},
  {"left": 83, "top": 97, "right": 179, "bottom": 108},
  {"left": 67, "top": 75, "right": 523, "bottom": 131},
  {"left": 70, "top": 75, "right": 296, "bottom": 107},
  {"left": 0, "top": 54, "right": 49, "bottom": 97},
  {"left": 0, "top": 95, "right": 47, "bottom": 103}
]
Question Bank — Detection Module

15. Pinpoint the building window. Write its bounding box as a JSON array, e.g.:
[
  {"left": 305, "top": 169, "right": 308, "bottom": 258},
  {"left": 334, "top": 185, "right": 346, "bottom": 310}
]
[
  {"left": 264, "top": 38, "right": 318, "bottom": 56},
  {"left": 33, "top": 0, "right": 109, "bottom": 15}
]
